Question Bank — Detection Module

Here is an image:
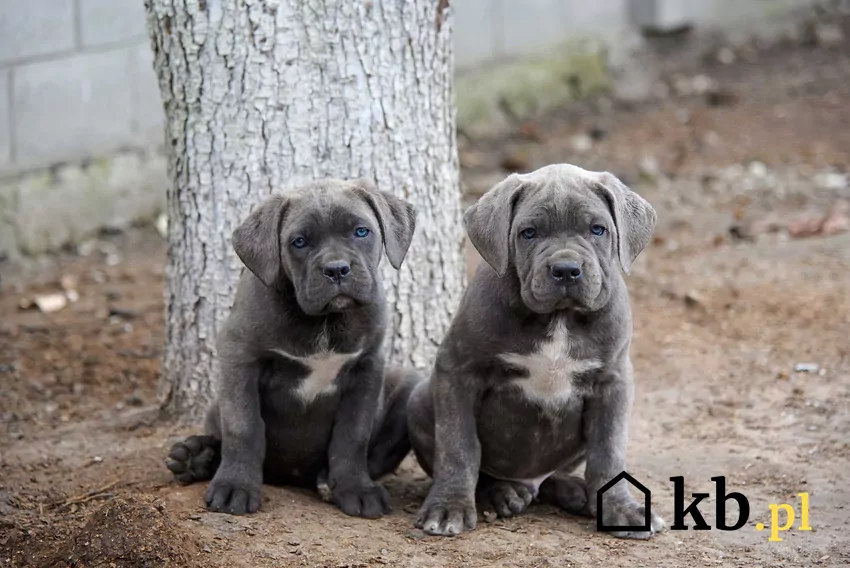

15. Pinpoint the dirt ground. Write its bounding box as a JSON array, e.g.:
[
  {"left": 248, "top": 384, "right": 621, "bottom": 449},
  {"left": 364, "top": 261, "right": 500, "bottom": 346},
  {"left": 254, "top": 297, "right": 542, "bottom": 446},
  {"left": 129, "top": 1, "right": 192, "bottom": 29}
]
[{"left": 2, "top": 13, "right": 850, "bottom": 568}]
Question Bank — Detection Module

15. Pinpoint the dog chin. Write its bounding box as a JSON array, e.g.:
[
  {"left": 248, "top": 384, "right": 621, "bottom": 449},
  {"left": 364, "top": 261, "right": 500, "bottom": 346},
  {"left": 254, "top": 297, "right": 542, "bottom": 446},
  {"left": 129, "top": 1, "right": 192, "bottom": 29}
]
[
  {"left": 523, "top": 287, "right": 595, "bottom": 314},
  {"left": 325, "top": 295, "right": 357, "bottom": 312}
]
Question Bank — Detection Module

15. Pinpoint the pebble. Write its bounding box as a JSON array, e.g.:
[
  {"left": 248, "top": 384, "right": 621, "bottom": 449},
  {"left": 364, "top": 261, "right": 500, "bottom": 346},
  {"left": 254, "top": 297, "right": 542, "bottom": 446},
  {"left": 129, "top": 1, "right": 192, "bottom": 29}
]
[
  {"left": 814, "top": 172, "right": 848, "bottom": 191},
  {"left": 570, "top": 134, "right": 593, "bottom": 153},
  {"left": 794, "top": 363, "right": 820, "bottom": 373}
]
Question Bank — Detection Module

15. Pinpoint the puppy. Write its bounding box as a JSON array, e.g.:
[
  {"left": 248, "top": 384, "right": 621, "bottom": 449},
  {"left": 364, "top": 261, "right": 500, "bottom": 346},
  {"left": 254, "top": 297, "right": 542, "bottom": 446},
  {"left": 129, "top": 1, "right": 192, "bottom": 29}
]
[
  {"left": 407, "top": 164, "right": 664, "bottom": 538},
  {"left": 166, "top": 179, "right": 420, "bottom": 518}
]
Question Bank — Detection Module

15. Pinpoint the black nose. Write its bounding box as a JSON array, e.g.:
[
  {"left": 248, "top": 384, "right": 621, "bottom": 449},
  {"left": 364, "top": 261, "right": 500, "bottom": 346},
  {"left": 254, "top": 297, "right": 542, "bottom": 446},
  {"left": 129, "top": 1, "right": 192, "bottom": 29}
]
[
  {"left": 550, "top": 260, "right": 582, "bottom": 282},
  {"left": 322, "top": 260, "right": 351, "bottom": 282}
]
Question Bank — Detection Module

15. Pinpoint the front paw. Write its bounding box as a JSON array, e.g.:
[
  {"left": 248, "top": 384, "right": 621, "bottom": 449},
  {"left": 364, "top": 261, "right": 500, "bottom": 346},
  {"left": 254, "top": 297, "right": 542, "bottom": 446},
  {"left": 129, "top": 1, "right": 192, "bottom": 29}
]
[
  {"left": 331, "top": 479, "right": 390, "bottom": 519},
  {"left": 594, "top": 498, "right": 665, "bottom": 540},
  {"left": 204, "top": 468, "right": 262, "bottom": 515},
  {"left": 415, "top": 488, "right": 477, "bottom": 536}
]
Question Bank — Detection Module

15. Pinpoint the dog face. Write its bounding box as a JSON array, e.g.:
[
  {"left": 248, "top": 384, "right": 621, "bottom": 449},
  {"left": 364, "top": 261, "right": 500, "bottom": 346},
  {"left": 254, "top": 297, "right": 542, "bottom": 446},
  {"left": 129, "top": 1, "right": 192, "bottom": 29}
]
[
  {"left": 231, "top": 179, "right": 416, "bottom": 316},
  {"left": 464, "top": 164, "right": 656, "bottom": 314}
]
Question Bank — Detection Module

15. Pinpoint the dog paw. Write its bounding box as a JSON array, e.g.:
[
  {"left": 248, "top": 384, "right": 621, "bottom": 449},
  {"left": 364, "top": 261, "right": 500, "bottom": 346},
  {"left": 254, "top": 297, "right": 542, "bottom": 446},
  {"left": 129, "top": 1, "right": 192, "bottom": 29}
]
[
  {"left": 598, "top": 500, "right": 665, "bottom": 540},
  {"left": 538, "top": 474, "right": 588, "bottom": 515},
  {"left": 204, "top": 468, "right": 262, "bottom": 515},
  {"left": 477, "top": 478, "right": 534, "bottom": 519},
  {"left": 331, "top": 480, "right": 391, "bottom": 519},
  {"left": 415, "top": 489, "right": 477, "bottom": 536},
  {"left": 165, "top": 435, "right": 220, "bottom": 484}
]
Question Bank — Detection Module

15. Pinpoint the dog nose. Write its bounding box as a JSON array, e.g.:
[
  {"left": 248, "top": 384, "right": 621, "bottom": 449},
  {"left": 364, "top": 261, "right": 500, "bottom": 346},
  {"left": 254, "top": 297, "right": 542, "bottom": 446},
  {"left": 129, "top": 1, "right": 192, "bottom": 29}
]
[
  {"left": 550, "top": 260, "right": 582, "bottom": 282},
  {"left": 322, "top": 260, "right": 351, "bottom": 283}
]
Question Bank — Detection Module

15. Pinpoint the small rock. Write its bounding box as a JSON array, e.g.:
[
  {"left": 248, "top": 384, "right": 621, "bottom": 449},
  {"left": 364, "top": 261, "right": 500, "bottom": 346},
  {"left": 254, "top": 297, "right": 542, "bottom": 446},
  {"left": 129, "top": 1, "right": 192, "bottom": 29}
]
[
  {"left": 638, "top": 156, "right": 661, "bottom": 180},
  {"left": 716, "top": 47, "right": 736, "bottom": 65},
  {"left": 814, "top": 171, "right": 848, "bottom": 191},
  {"left": 34, "top": 293, "right": 68, "bottom": 314},
  {"left": 155, "top": 213, "right": 169, "bottom": 239},
  {"left": 65, "top": 290, "right": 80, "bottom": 303},
  {"left": 684, "top": 290, "right": 704, "bottom": 308},
  {"left": 106, "top": 254, "right": 122, "bottom": 267},
  {"left": 406, "top": 529, "right": 427, "bottom": 540},
  {"left": 813, "top": 23, "right": 844, "bottom": 47},
  {"left": 794, "top": 363, "right": 820, "bottom": 374},
  {"left": 691, "top": 74, "right": 716, "bottom": 95},
  {"left": 203, "top": 545, "right": 212, "bottom": 553},
  {"left": 747, "top": 161, "right": 768, "bottom": 178},
  {"left": 570, "top": 134, "right": 593, "bottom": 153},
  {"left": 288, "top": 539, "right": 300, "bottom": 546},
  {"left": 483, "top": 510, "right": 498, "bottom": 523}
]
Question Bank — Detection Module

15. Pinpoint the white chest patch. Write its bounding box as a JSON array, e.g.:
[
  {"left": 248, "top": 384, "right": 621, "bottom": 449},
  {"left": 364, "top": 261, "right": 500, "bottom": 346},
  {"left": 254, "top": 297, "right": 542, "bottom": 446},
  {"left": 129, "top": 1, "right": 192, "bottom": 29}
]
[
  {"left": 498, "top": 320, "right": 602, "bottom": 408},
  {"left": 270, "top": 346, "right": 362, "bottom": 404}
]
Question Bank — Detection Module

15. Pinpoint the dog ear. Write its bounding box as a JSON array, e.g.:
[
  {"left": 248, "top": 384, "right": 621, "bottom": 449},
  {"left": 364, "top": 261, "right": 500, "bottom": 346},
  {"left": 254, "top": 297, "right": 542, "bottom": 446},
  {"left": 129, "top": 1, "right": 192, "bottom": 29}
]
[
  {"left": 231, "top": 195, "right": 289, "bottom": 287},
  {"left": 352, "top": 180, "right": 417, "bottom": 270},
  {"left": 595, "top": 172, "right": 657, "bottom": 274},
  {"left": 463, "top": 174, "right": 525, "bottom": 277}
]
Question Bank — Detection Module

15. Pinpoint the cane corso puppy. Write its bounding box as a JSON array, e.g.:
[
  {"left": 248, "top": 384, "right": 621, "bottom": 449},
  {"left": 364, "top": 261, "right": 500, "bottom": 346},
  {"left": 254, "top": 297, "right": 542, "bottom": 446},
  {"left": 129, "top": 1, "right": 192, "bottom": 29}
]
[
  {"left": 166, "top": 179, "right": 420, "bottom": 518},
  {"left": 407, "top": 164, "right": 664, "bottom": 538}
]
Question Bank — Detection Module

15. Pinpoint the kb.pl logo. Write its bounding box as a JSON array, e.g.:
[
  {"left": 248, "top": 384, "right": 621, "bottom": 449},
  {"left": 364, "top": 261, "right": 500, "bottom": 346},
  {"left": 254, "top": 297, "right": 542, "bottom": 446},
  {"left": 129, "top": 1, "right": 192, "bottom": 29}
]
[{"left": 597, "top": 472, "right": 812, "bottom": 542}]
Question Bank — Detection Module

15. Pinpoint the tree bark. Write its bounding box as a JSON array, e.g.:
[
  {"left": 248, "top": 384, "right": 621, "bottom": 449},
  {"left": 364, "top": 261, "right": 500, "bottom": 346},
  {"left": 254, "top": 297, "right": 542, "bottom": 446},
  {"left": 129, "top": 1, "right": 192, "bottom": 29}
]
[{"left": 145, "top": 0, "right": 464, "bottom": 421}]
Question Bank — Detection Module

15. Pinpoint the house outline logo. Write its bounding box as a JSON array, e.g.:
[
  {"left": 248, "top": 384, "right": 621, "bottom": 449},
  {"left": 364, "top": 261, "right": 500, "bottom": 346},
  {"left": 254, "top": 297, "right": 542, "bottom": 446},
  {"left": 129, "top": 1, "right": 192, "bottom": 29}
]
[{"left": 596, "top": 471, "right": 652, "bottom": 532}]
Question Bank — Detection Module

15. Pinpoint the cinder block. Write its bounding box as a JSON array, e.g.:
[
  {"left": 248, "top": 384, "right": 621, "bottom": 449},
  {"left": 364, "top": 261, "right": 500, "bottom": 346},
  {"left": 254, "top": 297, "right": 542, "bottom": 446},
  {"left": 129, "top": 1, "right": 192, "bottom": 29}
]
[
  {"left": 133, "top": 44, "right": 166, "bottom": 147},
  {"left": 13, "top": 49, "right": 136, "bottom": 170},
  {"left": 454, "top": 0, "right": 497, "bottom": 69},
  {"left": 79, "top": 0, "right": 148, "bottom": 48},
  {"left": 0, "top": 0, "right": 75, "bottom": 65},
  {"left": 0, "top": 70, "right": 11, "bottom": 171},
  {"left": 499, "top": 0, "right": 569, "bottom": 56}
]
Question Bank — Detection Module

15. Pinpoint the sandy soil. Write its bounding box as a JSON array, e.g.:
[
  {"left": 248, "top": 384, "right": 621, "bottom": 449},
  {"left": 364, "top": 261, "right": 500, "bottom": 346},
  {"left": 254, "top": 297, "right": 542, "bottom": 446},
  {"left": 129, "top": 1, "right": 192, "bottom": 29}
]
[{"left": 2, "top": 14, "right": 850, "bottom": 568}]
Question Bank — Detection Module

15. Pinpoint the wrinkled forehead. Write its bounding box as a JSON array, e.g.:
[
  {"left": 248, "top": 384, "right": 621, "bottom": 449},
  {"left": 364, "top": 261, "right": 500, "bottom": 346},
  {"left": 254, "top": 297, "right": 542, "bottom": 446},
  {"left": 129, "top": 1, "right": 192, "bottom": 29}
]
[
  {"left": 282, "top": 183, "right": 378, "bottom": 232},
  {"left": 514, "top": 167, "right": 611, "bottom": 226}
]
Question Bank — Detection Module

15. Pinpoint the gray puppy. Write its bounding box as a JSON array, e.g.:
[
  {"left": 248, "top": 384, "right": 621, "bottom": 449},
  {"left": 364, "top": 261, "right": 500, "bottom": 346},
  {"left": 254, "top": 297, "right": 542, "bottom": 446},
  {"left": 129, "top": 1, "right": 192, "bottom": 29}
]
[
  {"left": 407, "top": 164, "right": 664, "bottom": 538},
  {"left": 166, "top": 179, "right": 420, "bottom": 519}
]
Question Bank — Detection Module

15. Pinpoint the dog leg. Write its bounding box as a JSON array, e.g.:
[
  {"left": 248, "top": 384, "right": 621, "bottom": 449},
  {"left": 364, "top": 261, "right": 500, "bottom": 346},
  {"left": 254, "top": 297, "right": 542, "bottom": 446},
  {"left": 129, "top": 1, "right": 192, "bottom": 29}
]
[
  {"left": 367, "top": 367, "right": 421, "bottom": 480},
  {"left": 476, "top": 473, "right": 535, "bottom": 518},
  {"left": 583, "top": 374, "right": 664, "bottom": 539}
]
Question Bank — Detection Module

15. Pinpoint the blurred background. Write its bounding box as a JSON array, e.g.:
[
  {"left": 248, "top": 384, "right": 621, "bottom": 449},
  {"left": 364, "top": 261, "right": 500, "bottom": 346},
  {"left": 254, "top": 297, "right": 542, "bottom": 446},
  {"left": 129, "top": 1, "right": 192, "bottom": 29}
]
[{"left": 2, "top": 1, "right": 849, "bottom": 567}]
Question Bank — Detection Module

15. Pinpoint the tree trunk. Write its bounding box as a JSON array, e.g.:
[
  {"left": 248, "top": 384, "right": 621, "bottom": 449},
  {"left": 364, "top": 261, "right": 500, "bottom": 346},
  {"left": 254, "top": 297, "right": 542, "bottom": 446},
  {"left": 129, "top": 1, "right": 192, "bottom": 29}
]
[{"left": 145, "top": 0, "right": 464, "bottom": 421}]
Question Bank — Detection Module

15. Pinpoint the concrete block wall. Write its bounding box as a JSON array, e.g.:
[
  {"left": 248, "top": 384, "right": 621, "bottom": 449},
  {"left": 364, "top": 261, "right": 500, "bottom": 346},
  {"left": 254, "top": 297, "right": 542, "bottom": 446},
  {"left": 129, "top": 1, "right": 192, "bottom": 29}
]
[
  {"left": 0, "top": 0, "right": 821, "bottom": 258},
  {"left": 0, "top": 0, "right": 166, "bottom": 258}
]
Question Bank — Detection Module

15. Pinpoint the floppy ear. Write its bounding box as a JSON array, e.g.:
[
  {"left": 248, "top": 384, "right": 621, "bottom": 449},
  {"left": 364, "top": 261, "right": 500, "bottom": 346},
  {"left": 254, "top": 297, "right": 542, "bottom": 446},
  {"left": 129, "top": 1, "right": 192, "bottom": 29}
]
[
  {"left": 462, "top": 174, "right": 525, "bottom": 277},
  {"left": 231, "top": 195, "right": 288, "bottom": 287},
  {"left": 594, "top": 172, "right": 657, "bottom": 274},
  {"left": 352, "top": 180, "right": 417, "bottom": 270}
]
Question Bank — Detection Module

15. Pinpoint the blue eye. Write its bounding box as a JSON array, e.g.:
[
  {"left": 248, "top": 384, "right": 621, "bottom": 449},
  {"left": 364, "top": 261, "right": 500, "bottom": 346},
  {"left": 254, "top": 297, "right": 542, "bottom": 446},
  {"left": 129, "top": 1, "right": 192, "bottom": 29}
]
[
  {"left": 291, "top": 236, "right": 307, "bottom": 249},
  {"left": 520, "top": 228, "right": 536, "bottom": 240},
  {"left": 354, "top": 227, "right": 370, "bottom": 238},
  {"left": 591, "top": 225, "right": 607, "bottom": 236}
]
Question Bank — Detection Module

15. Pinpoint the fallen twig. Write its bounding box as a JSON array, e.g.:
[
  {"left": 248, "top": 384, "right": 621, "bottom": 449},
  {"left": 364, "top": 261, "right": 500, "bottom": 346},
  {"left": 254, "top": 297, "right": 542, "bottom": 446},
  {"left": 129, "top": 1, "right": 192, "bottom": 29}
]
[{"left": 55, "top": 479, "right": 120, "bottom": 509}]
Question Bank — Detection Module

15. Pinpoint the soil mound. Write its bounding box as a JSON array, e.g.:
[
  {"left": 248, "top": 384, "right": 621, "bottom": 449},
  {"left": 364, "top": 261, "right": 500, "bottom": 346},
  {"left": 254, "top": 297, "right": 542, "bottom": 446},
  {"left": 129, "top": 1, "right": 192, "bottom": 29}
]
[{"left": 51, "top": 496, "right": 200, "bottom": 568}]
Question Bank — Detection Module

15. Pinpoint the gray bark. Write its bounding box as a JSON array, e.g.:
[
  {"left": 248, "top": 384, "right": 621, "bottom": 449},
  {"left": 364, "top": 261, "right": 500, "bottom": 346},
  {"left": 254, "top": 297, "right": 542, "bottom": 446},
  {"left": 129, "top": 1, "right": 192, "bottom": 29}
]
[{"left": 145, "top": 0, "right": 464, "bottom": 421}]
